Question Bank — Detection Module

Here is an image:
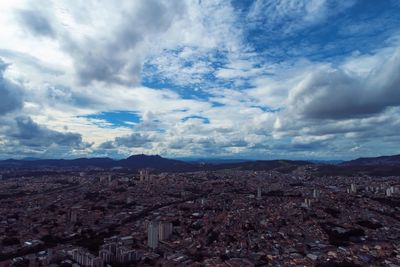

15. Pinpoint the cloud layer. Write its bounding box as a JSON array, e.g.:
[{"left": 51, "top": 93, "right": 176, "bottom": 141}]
[
  {"left": 289, "top": 48, "right": 400, "bottom": 119},
  {"left": 0, "top": 59, "right": 23, "bottom": 115},
  {"left": 0, "top": 0, "right": 400, "bottom": 159}
]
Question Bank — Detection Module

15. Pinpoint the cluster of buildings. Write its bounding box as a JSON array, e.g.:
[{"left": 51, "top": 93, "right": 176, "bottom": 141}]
[
  {"left": 99, "top": 236, "right": 141, "bottom": 265},
  {"left": 0, "top": 168, "right": 399, "bottom": 266},
  {"left": 147, "top": 220, "right": 173, "bottom": 250}
]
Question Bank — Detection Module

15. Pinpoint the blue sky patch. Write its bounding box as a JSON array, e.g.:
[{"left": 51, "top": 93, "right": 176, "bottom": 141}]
[
  {"left": 82, "top": 111, "right": 141, "bottom": 127},
  {"left": 182, "top": 115, "right": 210, "bottom": 124}
]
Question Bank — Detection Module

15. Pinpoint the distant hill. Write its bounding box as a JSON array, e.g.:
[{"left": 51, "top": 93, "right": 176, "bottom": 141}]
[
  {"left": 118, "top": 154, "right": 195, "bottom": 171},
  {"left": 311, "top": 154, "right": 400, "bottom": 177},
  {"left": 0, "top": 157, "right": 117, "bottom": 169},
  {"left": 182, "top": 158, "right": 252, "bottom": 165},
  {"left": 0, "top": 154, "right": 312, "bottom": 173},
  {"left": 212, "top": 159, "right": 311, "bottom": 173},
  {"left": 315, "top": 164, "right": 400, "bottom": 177},
  {"left": 2, "top": 154, "right": 400, "bottom": 177},
  {"left": 341, "top": 154, "right": 400, "bottom": 166},
  {"left": 0, "top": 154, "right": 194, "bottom": 172}
]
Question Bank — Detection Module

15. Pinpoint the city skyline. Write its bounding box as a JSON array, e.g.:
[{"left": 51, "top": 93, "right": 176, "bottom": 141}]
[{"left": 1, "top": 0, "right": 400, "bottom": 160}]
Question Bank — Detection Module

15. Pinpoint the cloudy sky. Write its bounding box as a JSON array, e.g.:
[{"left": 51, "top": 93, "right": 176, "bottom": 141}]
[{"left": 0, "top": 0, "right": 400, "bottom": 160}]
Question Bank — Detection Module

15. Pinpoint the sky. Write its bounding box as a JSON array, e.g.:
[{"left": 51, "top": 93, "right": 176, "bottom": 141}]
[{"left": 0, "top": 0, "right": 400, "bottom": 160}]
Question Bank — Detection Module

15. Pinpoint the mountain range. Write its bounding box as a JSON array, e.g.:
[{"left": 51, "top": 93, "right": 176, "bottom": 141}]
[
  {"left": 340, "top": 154, "right": 400, "bottom": 166},
  {"left": 0, "top": 154, "right": 312, "bottom": 173},
  {"left": 0, "top": 154, "right": 191, "bottom": 172},
  {"left": 0, "top": 154, "right": 399, "bottom": 174}
]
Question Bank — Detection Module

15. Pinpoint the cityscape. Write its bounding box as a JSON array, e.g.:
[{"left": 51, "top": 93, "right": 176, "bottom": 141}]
[
  {"left": 0, "top": 155, "right": 400, "bottom": 266},
  {"left": 1, "top": 0, "right": 400, "bottom": 266}
]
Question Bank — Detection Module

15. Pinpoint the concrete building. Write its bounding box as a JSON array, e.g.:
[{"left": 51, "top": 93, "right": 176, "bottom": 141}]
[
  {"left": 116, "top": 246, "right": 140, "bottom": 263},
  {"left": 302, "top": 198, "right": 312, "bottom": 208},
  {"left": 99, "top": 237, "right": 140, "bottom": 265},
  {"left": 139, "top": 169, "right": 150, "bottom": 182},
  {"left": 148, "top": 221, "right": 159, "bottom": 249},
  {"left": 71, "top": 248, "right": 102, "bottom": 267},
  {"left": 386, "top": 187, "right": 392, "bottom": 197},
  {"left": 350, "top": 183, "right": 357, "bottom": 193},
  {"left": 159, "top": 221, "right": 173, "bottom": 241},
  {"left": 68, "top": 206, "right": 79, "bottom": 224},
  {"left": 256, "top": 187, "right": 262, "bottom": 200},
  {"left": 313, "top": 189, "right": 320, "bottom": 198}
]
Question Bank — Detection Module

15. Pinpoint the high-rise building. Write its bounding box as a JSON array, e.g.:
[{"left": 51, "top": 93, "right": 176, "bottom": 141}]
[
  {"left": 68, "top": 207, "right": 79, "bottom": 224},
  {"left": 302, "top": 198, "right": 312, "bottom": 208},
  {"left": 139, "top": 169, "right": 150, "bottom": 182},
  {"left": 390, "top": 186, "right": 395, "bottom": 194},
  {"left": 126, "top": 196, "right": 133, "bottom": 204},
  {"left": 386, "top": 188, "right": 392, "bottom": 197},
  {"left": 313, "top": 189, "right": 320, "bottom": 198},
  {"left": 108, "top": 175, "right": 113, "bottom": 186},
  {"left": 350, "top": 183, "right": 357, "bottom": 193},
  {"left": 71, "top": 248, "right": 102, "bottom": 267},
  {"left": 159, "top": 221, "right": 173, "bottom": 241},
  {"left": 116, "top": 246, "right": 140, "bottom": 263},
  {"left": 99, "top": 248, "right": 114, "bottom": 263},
  {"left": 257, "top": 187, "right": 262, "bottom": 200},
  {"left": 119, "top": 236, "right": 134, "bottom": 246},
  {"left": 147, "top": 221, "right": 159, "bottom": 249},
  {"left": 99, "top": 236, "right": 139, "bottom": 264}
]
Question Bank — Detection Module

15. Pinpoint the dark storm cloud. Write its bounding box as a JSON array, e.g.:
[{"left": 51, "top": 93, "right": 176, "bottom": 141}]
[
  {"left": 11, "top": 116, "right": 83, "bottom": 147},
  {"left": 289, "top": 49, "right": 400, "bottom": 120},
  {"left": 0, "top": 59, "right": 23, "bottom": 115},
  {"left": 16, "top": 9, "right": 55, "bottom": 37}
]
